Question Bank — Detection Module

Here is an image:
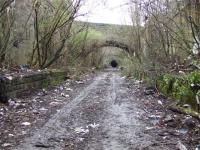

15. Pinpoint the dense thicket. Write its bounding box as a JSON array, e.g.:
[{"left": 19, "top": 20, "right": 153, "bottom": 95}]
[
  {"left": 119, "top": 0, "right": 200, "bottom": 113},
  {"left": 0, "top": 0, "right": 105, "bottom": 69}
]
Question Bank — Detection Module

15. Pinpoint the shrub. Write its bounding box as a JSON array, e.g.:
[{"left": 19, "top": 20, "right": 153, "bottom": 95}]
[{"left": 157, "top": 71, "right": 200, "bottom": 112}]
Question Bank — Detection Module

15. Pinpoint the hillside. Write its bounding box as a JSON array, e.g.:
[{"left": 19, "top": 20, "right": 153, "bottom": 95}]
[{"left": 74, "top": 21, "right": 132, "bottom": 41}]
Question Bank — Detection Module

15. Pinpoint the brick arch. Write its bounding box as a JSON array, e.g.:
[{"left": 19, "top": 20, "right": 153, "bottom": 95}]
[
  {"left": 98, "top": 40, "right": 130, "bottom": 53},
  {"left": 78, "top": 40, "right": 131, "bottom": 58}
]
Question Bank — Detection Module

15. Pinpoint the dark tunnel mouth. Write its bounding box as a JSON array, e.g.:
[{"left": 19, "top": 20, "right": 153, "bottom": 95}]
[{"left": 110, "top": 60, "right": 118, "bottom": 68}]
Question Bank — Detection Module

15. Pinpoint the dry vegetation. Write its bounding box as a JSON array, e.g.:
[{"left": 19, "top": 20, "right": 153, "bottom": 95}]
[
  {"left": 119, "top": 0, "right": 200, "bottom": 114},
  {"left": 1, "top": 0, "right": 200, "bottom": 114},
  {"left": 0, "top": 0, "right": 106, "bottom": 70}
]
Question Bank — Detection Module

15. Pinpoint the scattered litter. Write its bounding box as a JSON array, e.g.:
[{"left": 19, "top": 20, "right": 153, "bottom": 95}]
[
  {"left": 183, "top": 104, "right": 191, "bottom": 109},
  {"left": 39, "top": 107, "right": 48, "bottom": 111},
  {"left": 144, "top": 87, "right": 156, "bottom": 95},
  {"left": 145, "top": 126, "right": 155, "bottom": 131},
  {"left": 59, "top": 86, "right": 64, "bottom": 91},
  {"left": 162, "top": 115, "right": 177, "bottom": 127},
  {"left": 6, "top": 76, "right": 13, "bottom": 80},
  {"left": 0, "top": 112, "right": 4, "bottom": 116},
  {"left": 65, "top": 82, "right": 70, "bottom": 86},
  {"left": 76, "top": 81, "right": 84, "bottom": 84},
  {"left": 163, "top": 115, "right": 174, "bottom": 123},
  {"left": 21, "top": 122, "right": 31, "bottom": 126},
  {"left": 50, "top": 102, "right": 60, "bottom": 106},
  {"left": 21, "top": 131, "right": 27, "bottom": 135},
  {"left": 66, "top": 88, "right": 73, "bottom": 91},
  {"left": 35, "top": 142, "right": 54, "bottom": 148},
  {"left": 165, "top": 121, "right": 177, "bottom": 128},
  {"left": 37, "top": 91, "right": 46, "bottom": 96},
  {"left": 177, "top": 128, "right": 188, "bottom": 134},
  {"left": 177, "top": 141, "right": 187, "bottom": 150},
  {"left": 88, "top": 123, "right": 99, "bottom": 129},
  {"left": 77, "top": 137, "right": 84, "bottom": 142},
  {"left": 20, "top": 64, "right": 30, "bottom": 71},
  {"left": 61, "top": 93, "right": 70, "bottom": 98},
  {"left": 8, "top": 101, "right": 16, "bottom": 107},
  {"left": 183, "top": 117, "right": 196, "bottom": 129},
  {"left": 158, "top": 132, "right": 170, "bottom": 136},
  {"left": 162, "top": 136, "right": 170, "bottom": 140},
  {"left": 1, "top": 143, "right": 12, "bottom": 147},
  {"left": 74, "top": 127, "right": 89, "bottom": 134},
  {"left": 15, "top": 103, "right": 26, "bottom": 109},
  {"left": 169, "top": 131, "right": 180, "bottom": 136},
  {"left": 179, "top": 71, "right": 185, "bottom": 74},
  {"left": 33, "top": 96, "right": 40, "bottom": 102},
  {"left": 8, "top": 134, "right": 14, "bottom": 137},
  {"left": 32, "top": 109, "right": 38, "bottom": 114},
  {"left": 148, "top": 115, "right": 161, "bottom": 119},
  {"left": 121, "top": 76, "right": 126, "bottom": 79},
  {"left": 195, "top": 145, "right": 200, "bottom": 150},
  {"left": 134, "top": 80, "right": 143, "bottom": 84},
  {"left": 158, "top": 100, "right": 163, "bottom": 105}
]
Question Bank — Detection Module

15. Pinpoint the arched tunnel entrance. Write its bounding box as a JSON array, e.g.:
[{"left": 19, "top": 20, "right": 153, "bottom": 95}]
[
  {"left": 96, "top": 40, "right": 130, "bottom": 69},
  {"left": 110, "top": 60, "right": 118, "bottom": 68},
  {"left": 82, "top": 40, "right": 131, "bottom": 69}
]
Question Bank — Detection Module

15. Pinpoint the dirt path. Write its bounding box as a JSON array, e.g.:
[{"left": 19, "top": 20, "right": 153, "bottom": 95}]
[{"left": 13, "top": 70, "right": 175, "bottom": 150}]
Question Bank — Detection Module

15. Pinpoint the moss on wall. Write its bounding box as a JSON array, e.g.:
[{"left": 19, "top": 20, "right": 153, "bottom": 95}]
[{"left": 3, "top": 69, "right": 66, "bottom": 98}]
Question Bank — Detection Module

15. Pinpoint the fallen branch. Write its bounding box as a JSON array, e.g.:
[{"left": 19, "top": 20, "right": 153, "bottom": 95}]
[{"left": 169, "top": 104, "right": 200, "bottom": 120}]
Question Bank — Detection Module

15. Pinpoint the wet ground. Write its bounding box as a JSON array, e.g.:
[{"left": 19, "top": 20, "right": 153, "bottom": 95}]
[{"left": 0, "top": 70, "right": 199, "bottom": 150}]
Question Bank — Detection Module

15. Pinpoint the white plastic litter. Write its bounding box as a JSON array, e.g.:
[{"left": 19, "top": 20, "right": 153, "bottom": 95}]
[
  {"left": 88, "top": 123, "right": 100, "bottom": 129},
  {"left": 66, "top": 88, "right": 73, "bottom": 91},
  {"left": 21, "top": 122, "right": 31, "bottom": 126},
  {"left": 177, "top": 141, "right": 187, "bottom": 150},
  {"left": 74, "top": 127, "right": 89, "bottom": 134},
  {"left": 1, "top": 143, "right": 12, "bottom": 147},
  {"left": 158, "top": 100, "right": 163, "bottom": 105}
]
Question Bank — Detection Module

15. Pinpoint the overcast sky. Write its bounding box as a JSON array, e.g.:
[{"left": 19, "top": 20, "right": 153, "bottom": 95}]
[{"left": 76, "top": 0, "right": 132, "bottom": 25}]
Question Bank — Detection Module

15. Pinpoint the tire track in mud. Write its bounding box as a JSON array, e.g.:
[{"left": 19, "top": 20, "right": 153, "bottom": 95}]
[
  {"left": 80, "top": 72, "right": 170, "bottom": 150},
  {"left": 15, "top": 71, "right": 171, "bottom": 150},
  {"left": 15, "top": 72, "right": 109, "bottom": 150}
]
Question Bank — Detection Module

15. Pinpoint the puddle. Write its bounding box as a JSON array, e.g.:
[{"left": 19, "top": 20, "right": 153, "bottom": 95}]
[
  {"left": 149, "top": 118, "right": 160, "bottom": 125},
  {"left": 178, "top": 128, "right": 188, "bottom": 134},
  {"left": 148, "top": 115, "right": 161, "bottom": 125}
]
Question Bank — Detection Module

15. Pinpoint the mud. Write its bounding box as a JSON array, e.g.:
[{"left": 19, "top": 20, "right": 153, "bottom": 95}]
[
  {"left": 1, "top": 70, "right": 199, "bottom": 150},
  {"left": 15, "top": 71, "right": 173, "bottom": 150}
]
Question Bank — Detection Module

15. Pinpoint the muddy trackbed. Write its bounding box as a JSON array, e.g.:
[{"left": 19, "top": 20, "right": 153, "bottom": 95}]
[
  {"left": 2, "top": 70, "right": 198, "bottom": 150},
  {"left": 11, "top": 70, "right": 176, "bottom": 150}
]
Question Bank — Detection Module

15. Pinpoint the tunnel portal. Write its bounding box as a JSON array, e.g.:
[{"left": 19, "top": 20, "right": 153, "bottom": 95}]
[{"left": 110, "top": 60, "right": 118, "bottom": 68}]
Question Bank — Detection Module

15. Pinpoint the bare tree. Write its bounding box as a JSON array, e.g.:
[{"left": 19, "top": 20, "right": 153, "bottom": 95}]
[
  {"left": 0, "top": 0, "right": 15, "bottom": 67},
  {"left": 30, "top": 0, "right": 84, "bottom": 69},
  {"left": 128, "top": 0, "right": 200, "bottom": 71}
]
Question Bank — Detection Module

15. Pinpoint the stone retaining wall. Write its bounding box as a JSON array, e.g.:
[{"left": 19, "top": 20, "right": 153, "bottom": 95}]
[{"left": 0, "top": 69, "right": 66, "bottom": 101}]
